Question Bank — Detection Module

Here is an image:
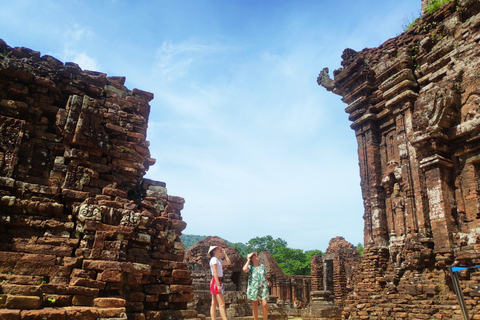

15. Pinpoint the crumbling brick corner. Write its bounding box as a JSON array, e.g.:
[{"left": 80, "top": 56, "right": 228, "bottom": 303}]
[{"left": 0, "top": 39, "right": 197, "bottom": 320}]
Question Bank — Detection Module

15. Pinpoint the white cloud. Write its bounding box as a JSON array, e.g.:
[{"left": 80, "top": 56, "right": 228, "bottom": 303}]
[
  {"left": 70, "top": 52, "right": 100, "bottom": 71},
  {"left": 58, "top": 24, "right": 100, "bottom": 71},
  {"left": 64, "top": 24, "right": 94, "bottom": 43},
  {"left": 154, "top": 40, "right": 236, "bottom": 82}
]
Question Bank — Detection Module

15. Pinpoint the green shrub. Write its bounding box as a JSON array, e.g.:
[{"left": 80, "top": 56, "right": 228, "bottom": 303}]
[{"left": 424, "top": 0, "right": 454, "bottom": 14}]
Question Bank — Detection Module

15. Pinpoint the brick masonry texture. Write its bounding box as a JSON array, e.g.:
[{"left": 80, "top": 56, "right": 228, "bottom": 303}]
[
  {"left": 319, "top": 1, "right": 480, "bottom": 319},
  {"left": 0, "top": 39, "right": 197, "bottom": 320}
]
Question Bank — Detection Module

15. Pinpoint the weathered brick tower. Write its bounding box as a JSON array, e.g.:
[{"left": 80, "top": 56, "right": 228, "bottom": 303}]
[
  {"left": 0, "top": 40, "right": 196, "bottom": 320},
  {"left": 319, "top": 0, "right": 480, "bottom": 318}
]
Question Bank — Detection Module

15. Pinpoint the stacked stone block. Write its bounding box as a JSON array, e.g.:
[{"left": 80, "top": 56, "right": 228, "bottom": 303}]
[
  {"left": 324, "top": 237, "right": 361, "bottom": 307},
  {"left": 0, "top": 39, "right": 196, "bottom": 320}
]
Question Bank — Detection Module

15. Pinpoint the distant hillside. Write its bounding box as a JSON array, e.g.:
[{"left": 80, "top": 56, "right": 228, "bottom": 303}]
[
  {"left": 180, "top": 234, "right": 207, "bottom": 249},
  {"left": 181, "top": 234, "right": 247, "bottom": 253}
]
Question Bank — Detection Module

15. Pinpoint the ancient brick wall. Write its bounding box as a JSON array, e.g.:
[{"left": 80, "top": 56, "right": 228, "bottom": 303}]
[
  {"left": 308, "top": 237, "right": 360, "bottom": 308},
  {"left": 303, "top": 237, "right": 360, "bottom": 320},
  {"left": 319, "top": 0, "right": 480, "bottom": 319},
  {"left": 0, "top": 39, "right": 196, "bottom": 320},
  {"left": 310, "top": 254, "right": 323, "bottom": 292},
  {"left": 422, "top": 0, "right": 429, "bottom": 11},
  {"left": 324, "top": 237, "right": 361, "bottom": 307}
]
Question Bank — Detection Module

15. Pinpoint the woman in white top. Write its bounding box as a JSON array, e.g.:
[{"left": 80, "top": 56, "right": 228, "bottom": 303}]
[{"left": 208, "top": 245, "right": 231, "bottom": 320}]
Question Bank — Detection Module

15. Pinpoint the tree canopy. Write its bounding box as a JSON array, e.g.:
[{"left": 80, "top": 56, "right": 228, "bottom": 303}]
[
  {"left": 240, "top": 235, "right": 323, "bottom": 275},
  {"left": 275, "top": 247, "right": 323, "bottom": 275},
  {"left": 357, "top": 242, "right": 364, "bottom": 255},
  {"left": 243, "top": 235, "right": 287, "bottom": 256}
]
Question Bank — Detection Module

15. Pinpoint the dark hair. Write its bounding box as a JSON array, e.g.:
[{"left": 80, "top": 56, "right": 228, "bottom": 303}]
[{"left": 209, "top": 250, "right": 215, "bottom": 257}]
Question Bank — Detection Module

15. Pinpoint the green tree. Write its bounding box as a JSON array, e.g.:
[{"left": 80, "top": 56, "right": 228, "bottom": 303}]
[
  {"left": 357, "top": 243, "right": 364, "bottom": 255},
  {"left": 274, "top": 248, "right": 324, "bottom": 275},
  {"left": 231, "top": 242, "right": 247, "bottom": 257},
  {"left": 244, "top": 235, "right": 287, "bottom": 256},
  {"left": 274, "top": 247, "right": 308, "bottom": 275},
  {"left": 305, "top": 249, "right": 323, "bottom": 262},
  {"left": 232, "top": 235, "right": 324, "bottom": 276}
]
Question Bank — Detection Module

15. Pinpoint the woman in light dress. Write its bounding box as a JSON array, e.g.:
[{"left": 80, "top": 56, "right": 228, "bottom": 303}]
[{"left": 243, "top": 252, "right": 269, "bottom": 320}]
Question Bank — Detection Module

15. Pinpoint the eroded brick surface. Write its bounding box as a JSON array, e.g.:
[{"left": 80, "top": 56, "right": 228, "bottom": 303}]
[
  {"left": 319, "top": 1, "right": 480, "bottom": 319},
  {"left": 0, "top": 39, "right": 196, "bottom": 319}
]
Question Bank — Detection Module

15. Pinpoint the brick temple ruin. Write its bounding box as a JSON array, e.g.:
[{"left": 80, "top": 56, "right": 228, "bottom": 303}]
[
  {"left": 0, "top": 39, "right": 197, "bottom": 320},
  {"left": 319, "top": 0, "right": 480, "bottom": 318},
  {"left": 303, "top": 237, "right": 360, "bottom": 320}
]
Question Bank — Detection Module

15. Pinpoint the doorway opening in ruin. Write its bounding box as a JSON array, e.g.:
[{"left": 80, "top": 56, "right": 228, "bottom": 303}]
[
  {"left": 324, "top": 258, "right": 334, "bottom": 292},
  {"left": 231, "top": 271, "right": 241, "bottom": 291}
]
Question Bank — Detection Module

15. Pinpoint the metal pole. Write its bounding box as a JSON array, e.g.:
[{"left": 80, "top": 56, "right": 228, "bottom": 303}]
[{"left": 449, "top": 266, "right": 470, "bottom": 320}]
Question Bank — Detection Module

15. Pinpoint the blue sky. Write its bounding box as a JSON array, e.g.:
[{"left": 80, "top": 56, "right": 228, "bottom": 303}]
[{"left": 1, "top": 0, "right": 420, "bottom": 251}]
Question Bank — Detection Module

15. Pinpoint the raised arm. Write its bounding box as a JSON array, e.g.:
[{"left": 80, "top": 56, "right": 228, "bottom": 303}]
[
  {"left": 221, "top": 248, "right": 232, "bottom": 266},
  {"left": 242, "top": 256, "right": 251, "bottom": 273}
]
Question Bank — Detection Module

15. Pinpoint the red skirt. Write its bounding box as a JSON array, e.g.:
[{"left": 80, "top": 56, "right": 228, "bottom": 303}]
[{"left": 210, "top": 277, "right": 223, "bottom": 295}]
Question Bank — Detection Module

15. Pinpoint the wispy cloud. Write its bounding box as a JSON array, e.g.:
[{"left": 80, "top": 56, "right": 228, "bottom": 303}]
[
  {"left": 70, "top": 52, "right": 100, "bottom": 71},
  {"left": 154, "top": 40, "right": 237, "bottom": 82},
  {"left": 59, "top": 24, "right": 100, "bottom": 71}
]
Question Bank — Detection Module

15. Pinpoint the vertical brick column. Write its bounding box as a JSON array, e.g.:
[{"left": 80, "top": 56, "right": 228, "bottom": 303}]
[
  {"left": 363, "top": 125, "right": 389, "bottom": 247},
  {"left": 420, "top": 154, "right": 455, "bottom": 254}
]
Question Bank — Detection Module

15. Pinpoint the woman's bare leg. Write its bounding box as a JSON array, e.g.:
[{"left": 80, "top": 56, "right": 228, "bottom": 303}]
[
  {"left": 211, "top": 295, "right": 218, "bottom": 320},
  {"left": 252, "top": 300, "right": 259, "bottom": 320},
  {"left": 215, "top": 294, "right": 228, "bottom": 320},
  {"left": 261, "top": 299, "right": 268, "bottom": 320}
]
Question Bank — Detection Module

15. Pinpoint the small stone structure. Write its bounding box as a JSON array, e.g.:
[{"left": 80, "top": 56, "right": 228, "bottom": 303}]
[
  {"left": 260, "top": 295, "right": 288, "bottom": 320},
  {"left": 303, "top": 237, "right": 359, "bottom": 320},
  {"left": 302, "top": 291, "right": 341, "bottom": 320},
  {"left": 0, "top": 40, "right": 196, "bottom": 320},
  {"left": 324, "top": 237, "right": 361, "bottom": 307},
  {"left": 319, "top": 1, "right": 480, "bottom": 318}
]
